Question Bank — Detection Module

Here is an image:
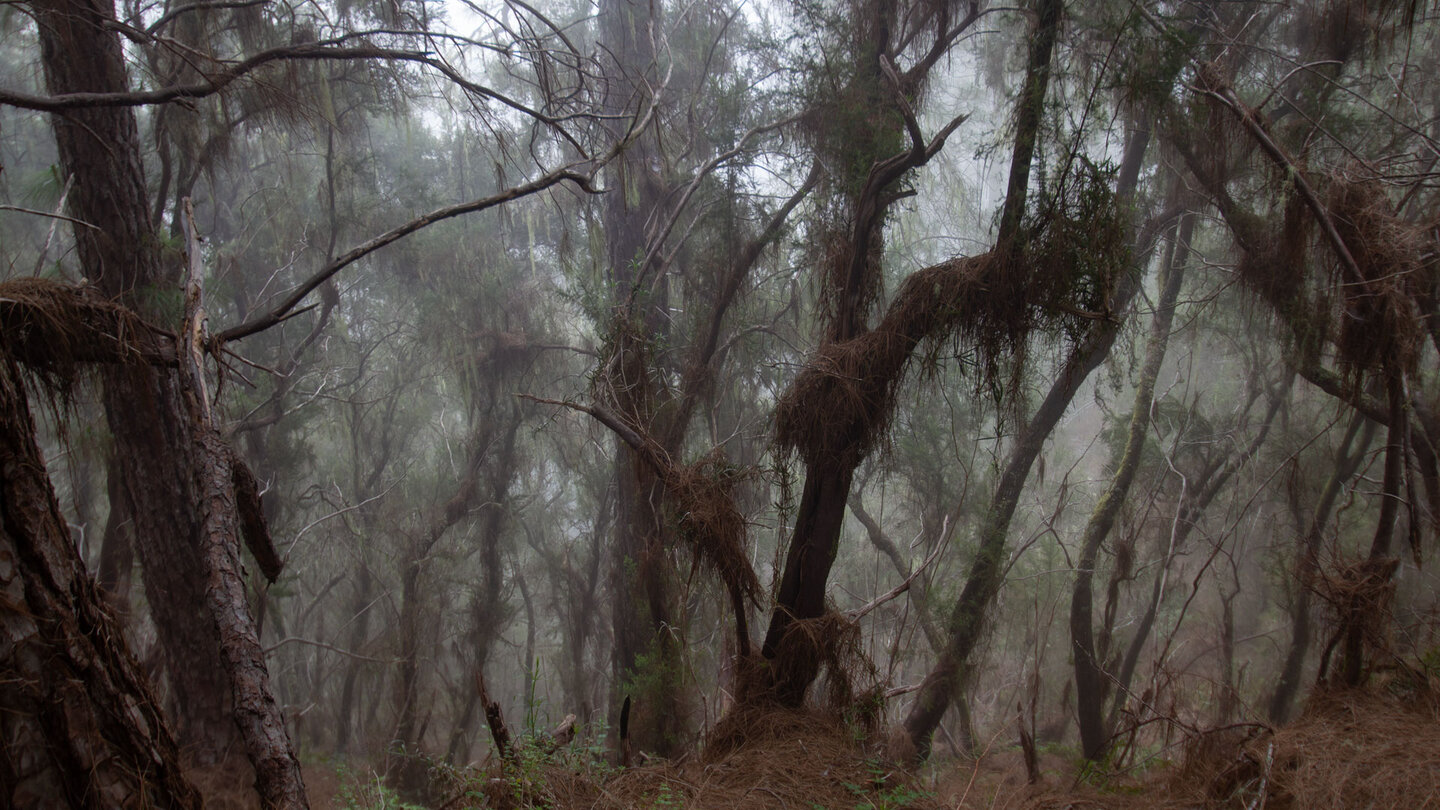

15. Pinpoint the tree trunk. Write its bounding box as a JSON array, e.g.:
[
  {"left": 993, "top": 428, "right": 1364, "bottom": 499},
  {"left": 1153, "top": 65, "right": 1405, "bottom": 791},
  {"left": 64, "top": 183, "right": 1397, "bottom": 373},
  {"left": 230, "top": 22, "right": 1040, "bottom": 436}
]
[
  {"left": 902, "top": 312, "right": 1123, "bottom": 759},
  {"left": 757, "top": 0, "right": 976, "bottom": 706},
  {"left": 335, "top": 563, "right": 375, "bottom": 755},
  {"left": 1107, "top": 391, "right": 1284, "bottom": 730},
  {"left": 1267, "top": 414, "right": 1371, "bottom": 723},
  {"left": 178, "top": 213, "right": 309, "bottom": 808},
  {"left": 1070, "top": 212, "right": 1190, "bottom": 761},
  {"left": 0, "top": 351, "right": 202, "bottom": 809},
  {"left": 597, "top": 0, "right": 691, "bottom": 757},
  {"left": 31, "top": 0, "right": 239, "bottom": 765}
]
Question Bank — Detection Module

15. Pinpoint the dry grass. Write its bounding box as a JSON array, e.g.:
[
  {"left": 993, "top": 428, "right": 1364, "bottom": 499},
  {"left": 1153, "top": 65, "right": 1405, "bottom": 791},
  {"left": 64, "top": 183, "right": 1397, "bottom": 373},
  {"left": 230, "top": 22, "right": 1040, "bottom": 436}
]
[
  {"left": 774, "top": 254, "right": 998, "bottom": 467},
  {"left": 665, "top": 450, "right": 760, "bottom": 609},
  {"left": 1324, "top": 172, "right": 1426, "bottom": 380},
  {"left": 1191, "top": 688, "right": 1440, "bottom": 809},
  {"left": 939, "top": 687, "right": 1440, "bottom": 809}
]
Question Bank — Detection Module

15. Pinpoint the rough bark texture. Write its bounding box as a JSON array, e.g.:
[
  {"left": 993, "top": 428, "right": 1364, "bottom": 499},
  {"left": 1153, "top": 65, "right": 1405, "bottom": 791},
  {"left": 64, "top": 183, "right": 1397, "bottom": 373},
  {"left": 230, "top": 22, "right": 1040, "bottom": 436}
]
[
  {"left": 31, "top": 0, "right": 239, "bottom": 765},
  {"left": 192, "top": 429, "right": 309, "bottom": 808},
  {"left": 179, "top": 214, "right": 309, "bottom": 807},
  {"left": 598, "top": 0, "right": 689, "bottom": 757},
  {"left": 0, "top": 354, "right": 201, "bottom": 809}
]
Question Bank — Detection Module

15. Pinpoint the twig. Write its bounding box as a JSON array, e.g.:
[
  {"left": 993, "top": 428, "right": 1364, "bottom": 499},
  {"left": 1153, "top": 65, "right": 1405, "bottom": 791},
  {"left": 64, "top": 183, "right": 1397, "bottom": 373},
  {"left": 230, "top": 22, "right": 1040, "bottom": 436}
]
[
  {"left": 32, "top": 175, "right": 75, "bottom": 277},
  {"left": 0, "top": 203, "right": 99, "bottom": 230},
  {"left": 263, "top": 636, "right": 394, "bottom": 663},
  {"left": 848, "top": 516, "right": 950, "bottom": 621}
]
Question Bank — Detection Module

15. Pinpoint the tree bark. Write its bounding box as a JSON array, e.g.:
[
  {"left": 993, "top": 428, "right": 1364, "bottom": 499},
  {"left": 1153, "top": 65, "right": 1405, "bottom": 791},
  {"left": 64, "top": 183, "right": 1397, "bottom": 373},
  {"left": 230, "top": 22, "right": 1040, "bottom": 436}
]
[
  {"left": 31, "top": 0, "right": 239, "bottom": 765},
  {"left": 757, "top": 0, "right": 978, "bottom": 706},
  {"left": 596, "top": 0, "right": 691, "bottom": 757},
  {"left": 178, "top": 212, "right": 309, "bottom": 808},
  {"left": 0, "top": 351, "right": 202, "bottom": 809}
]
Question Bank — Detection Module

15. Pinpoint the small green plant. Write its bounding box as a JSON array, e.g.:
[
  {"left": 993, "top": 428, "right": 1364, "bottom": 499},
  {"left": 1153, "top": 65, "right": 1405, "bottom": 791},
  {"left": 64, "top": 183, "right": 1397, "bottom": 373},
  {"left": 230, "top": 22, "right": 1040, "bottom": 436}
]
[
  {"left": 650, "top": 781, "right": 683, "bottom": 809},
  {"left": 334, "top": 764, "right": 427, "bottom": 810},
  {"left": 840, "top": 759, "right": 931, "bottom": 810}
]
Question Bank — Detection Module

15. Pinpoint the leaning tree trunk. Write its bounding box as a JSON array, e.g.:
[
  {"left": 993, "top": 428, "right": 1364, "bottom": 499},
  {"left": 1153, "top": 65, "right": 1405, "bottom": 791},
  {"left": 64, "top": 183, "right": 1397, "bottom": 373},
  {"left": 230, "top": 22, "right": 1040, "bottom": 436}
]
[
  {"left": 901, "top": 309, "right": 1125, "bottom": 759},
  {"left": 757, "top": 0, "right": 979, "bottom": 706},
  {"left": 0, "top": 344, "right": 200, "bottom": 807},
  {"left": 30, "top": 0, "right": 239, "bottom": 765}
]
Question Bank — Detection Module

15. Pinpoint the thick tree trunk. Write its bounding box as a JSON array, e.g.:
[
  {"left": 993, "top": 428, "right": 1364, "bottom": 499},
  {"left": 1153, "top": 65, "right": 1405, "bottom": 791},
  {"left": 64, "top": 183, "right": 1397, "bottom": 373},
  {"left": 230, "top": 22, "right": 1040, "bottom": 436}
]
[
  {"left": 596, "top": 0, "right": 691, "bottom": 757},
  {"left": 31, "top": 0, "right": 239, "bottom": 765},
  {"left": 760, "top": 464, "right": 858, "bottom": 701},
  {"left": 1336, "top": 372, "right": 1408, "bottom": 686},
  {"left": 757, "top": 0, "right": 969, "bottom": 706},
  {"left": 0, "top": 352, "right": 202, "bottom": 809},
  {"left": 178, "top": 214, "right": 308, "bottom": 807}
]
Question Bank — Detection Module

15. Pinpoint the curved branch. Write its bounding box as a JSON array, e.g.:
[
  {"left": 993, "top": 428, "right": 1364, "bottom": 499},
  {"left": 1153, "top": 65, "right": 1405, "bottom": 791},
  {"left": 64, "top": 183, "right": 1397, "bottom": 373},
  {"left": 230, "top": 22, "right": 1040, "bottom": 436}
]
[
  {"left": 0, "top": 38, "right": 578, "bottom": 144},
  {"left": 217, "top": 163, "right": 599, "bottom": 342}
]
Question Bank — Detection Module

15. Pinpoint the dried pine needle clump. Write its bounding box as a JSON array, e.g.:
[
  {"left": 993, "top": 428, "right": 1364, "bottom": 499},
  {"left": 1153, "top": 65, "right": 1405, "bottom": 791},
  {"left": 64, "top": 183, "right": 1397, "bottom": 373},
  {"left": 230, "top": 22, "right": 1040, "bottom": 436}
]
[{"left": 0, "top": 277, "right": 174, "bottom": 401}]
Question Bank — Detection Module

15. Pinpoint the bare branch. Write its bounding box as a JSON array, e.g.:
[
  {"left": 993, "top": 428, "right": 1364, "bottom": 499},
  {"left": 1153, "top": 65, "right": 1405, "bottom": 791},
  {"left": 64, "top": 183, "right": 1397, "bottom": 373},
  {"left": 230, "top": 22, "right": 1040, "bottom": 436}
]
[
  {"left": 0, "top": 37, "right": 577, "bottom": 143},
  {"left": 217, "top": 163, "right": 599, "bottom": 343},
  {"left": 848, "top": 516, "right": 950, "bottom": 621},
  {"left": 144, "top": 0, "right": 270, "bottom": 35},
  {"left": 0, "top": 203, "right": 99, "bottom": 230}
]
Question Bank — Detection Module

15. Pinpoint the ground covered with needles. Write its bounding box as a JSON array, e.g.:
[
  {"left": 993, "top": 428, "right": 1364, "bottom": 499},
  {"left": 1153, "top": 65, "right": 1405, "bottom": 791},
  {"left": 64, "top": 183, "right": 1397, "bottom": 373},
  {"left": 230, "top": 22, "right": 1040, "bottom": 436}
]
[{"left": 298, "top": 683, "right": 1440, "bottom": 810}]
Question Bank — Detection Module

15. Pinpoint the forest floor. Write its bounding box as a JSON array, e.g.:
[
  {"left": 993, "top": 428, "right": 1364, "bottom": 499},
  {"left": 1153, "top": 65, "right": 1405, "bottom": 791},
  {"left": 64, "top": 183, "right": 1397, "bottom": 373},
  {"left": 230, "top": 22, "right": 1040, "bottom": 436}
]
[{"left": 298, "top": 684, "right": 1440, "bottom": 810}]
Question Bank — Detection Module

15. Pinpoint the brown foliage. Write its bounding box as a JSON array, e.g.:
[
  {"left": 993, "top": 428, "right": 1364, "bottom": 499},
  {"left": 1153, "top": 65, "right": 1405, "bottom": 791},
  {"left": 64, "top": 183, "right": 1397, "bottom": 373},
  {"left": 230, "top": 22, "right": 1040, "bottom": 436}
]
[
  {"left": 1315, "top": 555, "right": 1403, "bottom": 684},
  {"left": 665, "top": 450, "right": 760, "bottom": 607},
  {"left": 0, "top": 277, "right": 174, "bottom": 397},
  {"left": 1324, "top": 173, "right": 1426, "bottom": 380},
  {"left": 1182, "top": 688, "right": 1440, "bottom": 810},
  {"left": 732, "top": 610, "right": 880, "bottom": 727},
  {"left": 538, "top": 706, "right": 940, "bottom": 810},
  {"left": 774, "top": 254, "right": 997, "bottom": 467},
  {"left": 776, "top": 159, "right": 1128, "bottom": 468}
]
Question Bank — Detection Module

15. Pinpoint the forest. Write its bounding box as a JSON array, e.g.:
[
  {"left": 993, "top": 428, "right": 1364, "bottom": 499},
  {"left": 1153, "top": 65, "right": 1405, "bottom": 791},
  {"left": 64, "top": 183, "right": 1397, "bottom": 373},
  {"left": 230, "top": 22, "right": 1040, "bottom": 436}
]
[{"left": 1, "top": 0, "right": 1439, "bottom": 807}]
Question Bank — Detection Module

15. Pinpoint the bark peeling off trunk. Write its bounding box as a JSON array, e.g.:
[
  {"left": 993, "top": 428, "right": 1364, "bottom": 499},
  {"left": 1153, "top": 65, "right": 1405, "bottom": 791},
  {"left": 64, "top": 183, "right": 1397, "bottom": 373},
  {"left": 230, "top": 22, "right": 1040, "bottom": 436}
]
[{"left": 0, "top": 354, "right": 201, "bottom": 809}]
